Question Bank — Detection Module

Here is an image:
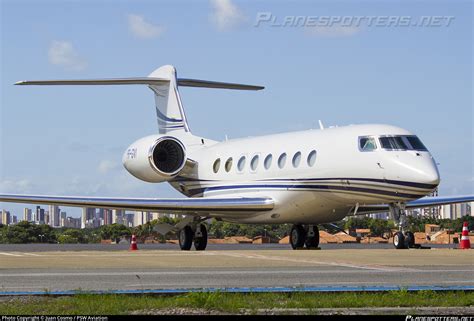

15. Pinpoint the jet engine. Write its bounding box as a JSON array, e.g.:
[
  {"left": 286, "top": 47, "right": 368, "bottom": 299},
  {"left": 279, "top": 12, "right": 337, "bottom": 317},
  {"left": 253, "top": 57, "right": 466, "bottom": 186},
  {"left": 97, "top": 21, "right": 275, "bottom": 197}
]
[{"left": 122, "top": 135, "right": 187, "bottom": 183}]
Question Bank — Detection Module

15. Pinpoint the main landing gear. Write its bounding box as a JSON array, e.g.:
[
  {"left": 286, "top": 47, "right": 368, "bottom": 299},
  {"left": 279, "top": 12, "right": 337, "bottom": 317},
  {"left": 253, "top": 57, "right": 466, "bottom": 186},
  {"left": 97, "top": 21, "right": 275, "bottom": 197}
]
[
  {"left": 289, "top": 224, "right": 320, "bottom": 250},
  {"left": 389, "top": 203, "right": 416, "bottom": 249},
  {"left": 178, "top": 223, "right": 208, "bottom": 251}
]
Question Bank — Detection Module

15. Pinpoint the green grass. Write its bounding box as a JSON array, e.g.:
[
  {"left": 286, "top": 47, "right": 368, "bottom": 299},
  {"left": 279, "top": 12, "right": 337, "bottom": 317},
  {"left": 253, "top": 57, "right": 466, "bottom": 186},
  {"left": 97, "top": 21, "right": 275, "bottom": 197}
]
[{"left": 0, "top": 290, "right": 473, "bottom": 315}]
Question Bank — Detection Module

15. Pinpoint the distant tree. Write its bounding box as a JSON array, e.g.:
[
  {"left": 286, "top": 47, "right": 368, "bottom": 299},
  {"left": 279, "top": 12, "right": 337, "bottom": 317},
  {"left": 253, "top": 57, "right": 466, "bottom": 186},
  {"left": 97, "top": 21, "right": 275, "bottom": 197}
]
[
  {"left": 368, "top": 219, "right": 394, "bottom": 236},
  {"left": 58, "top": 234, "right": 79, "bottom": 244},
  {"left": 61, "top": 229, "right": 86, "bottom": 243}
]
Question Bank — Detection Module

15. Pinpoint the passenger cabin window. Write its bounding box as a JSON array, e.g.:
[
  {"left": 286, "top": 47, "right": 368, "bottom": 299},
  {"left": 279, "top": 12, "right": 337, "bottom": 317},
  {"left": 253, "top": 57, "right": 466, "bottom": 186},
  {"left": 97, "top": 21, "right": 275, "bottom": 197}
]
[
  {"left": 250, "top": 155, "right": 259, "bottom": 171},
  {"left": 379, "top": 136, "right": 408, "bottom": 150},
  {"left": 307, "top": 150, "right": 317, "bottom": 166},
  {"left": 225, "top": 157, "right": 233, "bottom": 172},
  {"left": 264, "top": 154, "right": 272, "bottom": 170},
  {"left": 292, "top": 152, "right": 301, "bottom": 168},
  {"left": 278, "top": 153, "right": 287, "bottom": 169},
  {"left": 213, "top": 158, "right": 221, "bottom": 173},
  {"left": 359, "top": 137, "right": 377, "bottom": 151},
  {"left": 237, "top": 156, "right": 246, "bottom": 172}
]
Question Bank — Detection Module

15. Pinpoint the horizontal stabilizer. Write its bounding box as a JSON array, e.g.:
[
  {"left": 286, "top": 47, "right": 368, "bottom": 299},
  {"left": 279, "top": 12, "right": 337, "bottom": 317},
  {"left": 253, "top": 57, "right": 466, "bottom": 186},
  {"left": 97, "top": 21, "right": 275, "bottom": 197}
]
[
  {"left": 177, "top": 78, "right": 264, "bottom": 90},
  {"left": 15, "top": 78, "right": 264, "bottom": 90},
  {"left": 15, "top": 78, "right": 169, "bottom": 86}
]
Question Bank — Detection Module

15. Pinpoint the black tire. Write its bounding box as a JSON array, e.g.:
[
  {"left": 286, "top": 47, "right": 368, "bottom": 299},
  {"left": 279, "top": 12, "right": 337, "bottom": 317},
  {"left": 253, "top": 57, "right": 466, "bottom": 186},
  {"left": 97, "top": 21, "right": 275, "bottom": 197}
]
[
  {"left": 305, "top": 225, "right": 320, "bottom": 249},
  {"left": 393, "top": 231, "right": 406, "bottom": 249},
  {"left": 179, "top": 226, "right": 193, "bottom": 251},
  {"left": 404, "top": 231, "right": 415, "bottom": 248},
  {"left": 290, "top": 225, "right": 306, "bottom": 249},
  {"left": 194, "top": 224, "right": 208, "bottom": 251}
]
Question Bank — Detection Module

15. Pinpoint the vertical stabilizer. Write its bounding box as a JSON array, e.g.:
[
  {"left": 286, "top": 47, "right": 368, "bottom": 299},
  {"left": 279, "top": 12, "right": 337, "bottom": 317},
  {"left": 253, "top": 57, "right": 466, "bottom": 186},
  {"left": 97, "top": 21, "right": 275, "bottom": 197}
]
[{"left": 148, "top": 65, "right": 190, "bottom": 134}]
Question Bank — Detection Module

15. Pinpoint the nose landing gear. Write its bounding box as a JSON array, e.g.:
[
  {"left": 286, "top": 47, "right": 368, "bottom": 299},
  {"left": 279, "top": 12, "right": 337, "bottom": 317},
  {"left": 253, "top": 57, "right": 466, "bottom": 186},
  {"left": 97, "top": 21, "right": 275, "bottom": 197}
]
[
  {"left": 290, "top": 224, "right": 320, "bottom": 250},
  {"left": 389, "top": 203, "right": 417, "bottom": 249}
]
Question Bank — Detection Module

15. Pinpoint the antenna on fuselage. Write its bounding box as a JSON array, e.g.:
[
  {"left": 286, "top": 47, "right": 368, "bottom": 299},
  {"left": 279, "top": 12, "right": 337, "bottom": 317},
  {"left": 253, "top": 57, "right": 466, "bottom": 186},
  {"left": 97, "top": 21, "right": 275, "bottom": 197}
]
[{"left": 318, "top": 120, "right": 325, "bottom": 130}]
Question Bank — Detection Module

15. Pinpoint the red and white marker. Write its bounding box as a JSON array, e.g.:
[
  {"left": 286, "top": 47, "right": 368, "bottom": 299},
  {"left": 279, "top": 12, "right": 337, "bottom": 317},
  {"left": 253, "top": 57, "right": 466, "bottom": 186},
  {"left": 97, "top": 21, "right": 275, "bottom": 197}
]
[
  {"left": 130, "top": 234, "right": 138, "bottom": 251},
  {"left": 459, "top": 222, "right": 471, "bottom": 250}
]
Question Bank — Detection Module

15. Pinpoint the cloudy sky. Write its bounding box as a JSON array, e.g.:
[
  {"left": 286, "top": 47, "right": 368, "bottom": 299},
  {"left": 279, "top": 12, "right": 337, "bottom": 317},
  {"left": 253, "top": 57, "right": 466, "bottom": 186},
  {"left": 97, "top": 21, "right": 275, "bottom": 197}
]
[{"left": 1, "top": 0, "right": 472, "bottom": 218}]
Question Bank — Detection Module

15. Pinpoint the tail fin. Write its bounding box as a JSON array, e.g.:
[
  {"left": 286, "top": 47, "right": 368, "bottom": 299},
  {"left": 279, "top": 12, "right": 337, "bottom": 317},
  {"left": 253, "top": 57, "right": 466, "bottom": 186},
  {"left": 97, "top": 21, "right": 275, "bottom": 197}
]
[
  {"left": 15, "top": 64, "right": 264, "bottom": 135},
  {"left": 147, "top": 65, "right": 190, "bottom": 134}
]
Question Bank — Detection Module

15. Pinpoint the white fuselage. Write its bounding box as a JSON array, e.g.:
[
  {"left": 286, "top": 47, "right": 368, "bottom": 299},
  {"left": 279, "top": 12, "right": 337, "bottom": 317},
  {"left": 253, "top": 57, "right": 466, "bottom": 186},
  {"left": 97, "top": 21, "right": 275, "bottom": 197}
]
[{"left": 129, "top": 124, "right": 440, "bottom": 225}]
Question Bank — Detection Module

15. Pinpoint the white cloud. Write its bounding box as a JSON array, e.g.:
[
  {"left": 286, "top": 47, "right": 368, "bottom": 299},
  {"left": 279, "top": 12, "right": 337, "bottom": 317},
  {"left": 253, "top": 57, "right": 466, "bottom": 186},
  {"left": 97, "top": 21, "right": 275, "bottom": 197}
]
[
  {"left": 97, "top": 160, "right": 118, "bottom": 174},
  {"left": 128, "top": 14, "right": 165, "bottom": 39},
  {"left": 0, "top": 179, "right": 34, "bottom": 193},
  {"left": 306, "top": 25, "right": 361, "bottom": 37},
  {"left": 48, "top": 41, "right": 87, "bottom": 71},
  {"left": 210, "top": 0, "right": 246, "bottom": 31}
]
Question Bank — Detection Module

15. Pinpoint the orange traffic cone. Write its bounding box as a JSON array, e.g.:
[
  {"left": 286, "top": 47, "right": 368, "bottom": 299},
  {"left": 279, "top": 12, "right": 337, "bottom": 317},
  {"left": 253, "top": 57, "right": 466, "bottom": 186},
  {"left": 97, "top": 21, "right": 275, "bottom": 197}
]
[
  {"left": 459, "top": 222, "right": 471, "bottom": 249},
  {"left": 130, "top": 234, "right": 138, "bottom": 251}
]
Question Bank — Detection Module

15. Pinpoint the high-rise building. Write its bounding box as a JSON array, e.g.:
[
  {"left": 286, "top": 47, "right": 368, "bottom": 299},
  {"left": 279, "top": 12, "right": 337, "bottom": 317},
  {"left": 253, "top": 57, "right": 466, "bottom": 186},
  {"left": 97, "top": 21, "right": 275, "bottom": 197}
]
[
  {"left": 112, "top": 209, "right": 124, "bottom": 225},
  {"left": 460, "top": 203, "right": 469, "bottom": 217},
  {"left": 63, "top": 216, "right": 81, "bottom": 228},
  {"left": 1, "top": 210, "right": 11, "bottom": 225},
  {"left": 134, "top": 211, "right": 144, "bottom": 227},
  {"left": 440, "top": 204, "right": 451, "bottom": 219},
  {"left": 150, "top": 212, "right": 161, "bottom": 221},
  {"left": 439, "top": 203, "right": 471, "bottom": 220},
  {"left": 60, "top": 212, "right": 67, "bottom": 227},
  {"left": 98, "top": 208, "right": 104, "bottom": 221},
  {"left": 124, "top": 213, "right": 135, "bottom": 227},
  {"left": 103, "top": 209, "right": 113, "bottom": 225},
  {"left": 134, "top": 211, "right": 153, "bottom": 227},
  {"left": 81, "top": 207, "right": 96, "bottom": 228},
  {"left": 36, "top": 206, "right": 45, "bottom": 224},
  {"left": 23, "top": 208, "right": 33, "bottom": 222},
  {"left": 49, "top": 205, "right": 60, "bottom": 227}
]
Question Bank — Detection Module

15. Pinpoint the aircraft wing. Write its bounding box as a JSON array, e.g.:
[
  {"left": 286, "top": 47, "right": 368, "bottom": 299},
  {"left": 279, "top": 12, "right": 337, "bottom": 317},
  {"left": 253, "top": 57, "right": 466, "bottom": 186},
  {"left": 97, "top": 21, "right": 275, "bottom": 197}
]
[
  {"left": 353, "top": 195, "right": 474, "bottom": 216},
  {"left": 0, "top": 194, "right": 274, "bottom": 218}
]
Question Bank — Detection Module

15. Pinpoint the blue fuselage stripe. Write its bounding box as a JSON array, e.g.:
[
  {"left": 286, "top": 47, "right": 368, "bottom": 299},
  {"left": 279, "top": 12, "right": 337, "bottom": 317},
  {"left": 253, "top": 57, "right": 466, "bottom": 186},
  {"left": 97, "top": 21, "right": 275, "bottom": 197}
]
[
  {"left": 185, "top": 184, "right": 424, "bottom": 199},
  {"left": 173, "top": 176, "right": 437, "bottom": 190}
]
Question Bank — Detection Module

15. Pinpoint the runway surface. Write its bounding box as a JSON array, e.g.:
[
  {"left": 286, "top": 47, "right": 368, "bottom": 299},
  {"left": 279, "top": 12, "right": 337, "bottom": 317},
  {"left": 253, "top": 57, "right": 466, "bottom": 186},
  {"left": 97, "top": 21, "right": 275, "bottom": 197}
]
[
  {"left": 0, "top": 242, "right": 455, "bottom": 252},
  {"left": 0, "top": 245, "right": 473, "bottom": 293}
]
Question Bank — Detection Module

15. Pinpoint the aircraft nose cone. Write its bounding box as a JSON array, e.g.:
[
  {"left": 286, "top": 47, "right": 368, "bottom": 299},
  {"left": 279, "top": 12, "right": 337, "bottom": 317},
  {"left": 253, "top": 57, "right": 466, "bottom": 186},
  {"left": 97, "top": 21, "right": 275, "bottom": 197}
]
[{"left": 420, "top": 162, "right": 440, "bottom": 186}]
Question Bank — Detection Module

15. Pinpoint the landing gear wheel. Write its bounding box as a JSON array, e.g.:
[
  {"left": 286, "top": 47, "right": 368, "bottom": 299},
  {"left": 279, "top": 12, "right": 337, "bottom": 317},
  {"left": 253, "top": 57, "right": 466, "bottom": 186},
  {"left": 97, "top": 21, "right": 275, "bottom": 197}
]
[
  {"left": 290, "top": 224, "right": 306, "bottom": 249},
  {"left": 404, "top": 231, "right": 415, "bottom": 248},
  {"left": 194, "top": 224, "right": 208, "bottom": 251},
  {"left": 179, "top": 226, "right": 193, "bottom": 251},
  {"left": 305, "top": 225, "right": 320, "bottom": 249},
  {"left": 393, "top": 231, "right": 406, "bottom": 249}
]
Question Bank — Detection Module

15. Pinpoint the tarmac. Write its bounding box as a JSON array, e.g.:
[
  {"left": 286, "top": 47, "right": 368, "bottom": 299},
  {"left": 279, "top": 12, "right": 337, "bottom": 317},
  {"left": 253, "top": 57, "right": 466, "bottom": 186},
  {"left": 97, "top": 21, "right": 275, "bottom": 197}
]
[{"left": 0, "top": 244, "right": 473, "bottom": 293}]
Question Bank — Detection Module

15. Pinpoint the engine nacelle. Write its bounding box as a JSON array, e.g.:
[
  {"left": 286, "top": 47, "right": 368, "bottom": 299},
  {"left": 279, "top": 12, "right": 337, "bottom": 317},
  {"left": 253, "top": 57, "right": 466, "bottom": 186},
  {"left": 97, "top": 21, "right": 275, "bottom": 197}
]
[{"left": 122, "top": 135, "right": 186, "bottom": 183}]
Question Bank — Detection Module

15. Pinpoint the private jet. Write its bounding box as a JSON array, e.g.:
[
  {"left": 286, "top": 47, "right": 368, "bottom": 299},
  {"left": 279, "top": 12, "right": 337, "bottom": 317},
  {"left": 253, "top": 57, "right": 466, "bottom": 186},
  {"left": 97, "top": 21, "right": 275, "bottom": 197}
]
[{"left": 1, "top": 65, "right": 472, "bottom": 250}]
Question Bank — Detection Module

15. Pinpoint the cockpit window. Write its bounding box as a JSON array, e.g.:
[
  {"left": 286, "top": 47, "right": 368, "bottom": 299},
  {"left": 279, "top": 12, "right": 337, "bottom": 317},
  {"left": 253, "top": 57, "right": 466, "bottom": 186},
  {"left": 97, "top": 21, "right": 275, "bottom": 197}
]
[
  {"left": 378, "top": 135, "right": 427, "bottom": 151},
  {"left": 405, "top": 136, "right": 427, "bottom": 151},
  {"left": 359, "top": 136, "right": 377, "bottom": 151},
  {"left": 379, "top": 136, "right": 408, "bottom": 150}
]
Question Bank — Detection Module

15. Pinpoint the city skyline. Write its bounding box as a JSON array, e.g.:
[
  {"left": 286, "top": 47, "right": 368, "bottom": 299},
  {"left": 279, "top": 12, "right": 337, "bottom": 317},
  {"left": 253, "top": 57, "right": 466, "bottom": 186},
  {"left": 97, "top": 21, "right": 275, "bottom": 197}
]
[{"left": 0, "top": 205, "right": 184, "bottom": 229}]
